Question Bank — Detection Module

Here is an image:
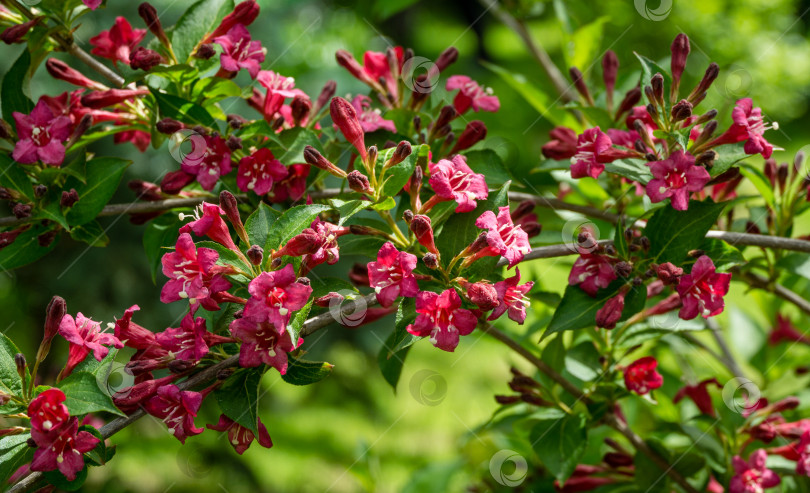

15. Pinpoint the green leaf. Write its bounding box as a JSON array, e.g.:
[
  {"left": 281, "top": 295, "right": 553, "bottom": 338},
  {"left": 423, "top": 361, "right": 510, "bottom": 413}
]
[
  {"left": 58, "top": 371, "right": 124, "bottom": 416},
  {"left": 698, "top": 238, "right": 746, "bottom": 272},
  {"left": 43, "top": 464, "right": 88, "bottom": 491},
  {"left": 464, "top": 150, "right": 512, "bottom": 186},
  {"left": 529, "top": 413, "right": 588, "bottom": 483},
  {"left": 0, "top": 333, "right": 24, "bottom": 406},
  {"left": 65, "top": 157, "right": 132, "bottom": 227},
  {"left": 151, "top": 89, "right": 217, "bottom": 127},
  {"left": 36, "top": 200, "right": 70, "bottom": 231},
  {"left": 0, "top": 154, "right": 33, "bottom": 200},
  {"left": 545, "top": 281, "right": 645, "bottom": 337},
  {"left": 604, "top": 159, "right": 653, "bottom": 184},
  {"left": 171, "top": 0, "right": 235, "bottom": 62},
  {"left": 265, "top": 204, "right": 331, "bottom": 252},
  {"left": 286, "top": 298, "right": 312, "bottom": 342},
  {"left": 143, "top": 213, "right": 183, "bottom": 283},
  {"left": 613, "top": 217, "right": 628, "bottom": 259},
  {"left": 634, "top": 53, "right": 672, "bottom": 97},
  {"left": 245, "top": 202, "right": 281, "bottom": 248},
  {"left": 276, "top": 127, "right": 323, "bottom": 164},
  {"left": 635, "top": 439, "right": 705, "bottom": 490},
  {"left": 645, "top": 200, "right": 726, "bottom": 264},
  {"left": 379, "top": 144, "right": 423, "bottom": 197},
  {"left": 336, "top": 235, "right": 386, "bottom": 259},
  {"left": 0, "top": 223, "right": 59, "bottom": 271},
  {"left": 739, "top": 164, "right": 776, "bottom": 210},
  {"left": 69, "top": 220, "right": 110, "bottom": 247},
  {"left": 370, "top": 196, "right": 396, "bottom": 211},
  {"left": 565, "top": 17, "right": 608, "bottom": 72},
  {"left": 0, "top": 434, "right": 34, "bottom": 485},
  {"left": 481, "top": 61, "right": 580, "bottom": 129},
  {"left": 330, "top": 199, "right": 368, "bottom": 226},
  {"left": 1, "top": 50, "right": 33, "bottom": 124},
  {"left": 196, "top": 240, "right": 252, "bottom": 277},
  {"left": 710, "top": 143, "right": 751, "bottom": 177},
  {"left": 214, "top": 367, "right": 262, "bottom": 434},
  {"left": 281, "top": 358, "right": 334, "bottom": 386},
  {"left": 378, "top": 298, "right": 418, "bottom": 391},
  {"left": 190, "top": 76, "right": 242, "bottom": 105},
  {"left": 777, "top": 253, "right": 810, "bottom": 279}
]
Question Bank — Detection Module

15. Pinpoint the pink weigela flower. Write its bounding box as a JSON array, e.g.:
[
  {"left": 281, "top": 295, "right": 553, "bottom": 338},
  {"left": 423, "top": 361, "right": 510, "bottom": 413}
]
[
  {"left": 12, "top": 99, "right": 72, "bottom": 166},
  {"left": 179, "top": 202, "right": 238, "bottom": 251},
  {"left": 568, "top": 253, "right": 618, "bottom": 297},
  {"left": 155, "top": 311, "right": 210, "bottom": 362},
  {"left": 623, "top": 356, "right": 663, "bottom": 395},
  {"left": 351, "top": 95, "right": 396, "bottom": 133},
  {"left": 160, "top": 233, "right": 233, "bottom": 310},
  {"left": 180, "top": 134, "right": 233, "bottom": 191},
  {"left": 488, "top": 268, "right": 534, "bottom": 324},
  {"left": 29, "top": 416, "right": 99, "bottom": 481},
  {"left": 214, "top": 24, "right": 266, "bottom": 79},
  {"left": 646, "top": 150, "right": 710, "bottom": 211},
  {"left": 570, "top": 127, "right": 612, "bottom": 179},
  {"left": 229, "top": 317, "right": 303, "bottom": 373},
  {"left": 207, "top": 415, "right": 273, "bottom": 454},
  {"left": 59, "top": 312, "right": 123, "bottom": 377},
  {"left": 367, "top": 242, "right": 419, "bottom": 308},
  {"left": 473, "top": 206, "right": 531, "bottom": 268},
  {"left": 712, "top": 98, "right": 777, "bottom": 159},
  {"left": 673, "top": 378, "right": 721, "bottom": 416},
  {"left": 445, "top": 75, "right": 500, "bottom": 114},
  {"left": 237, "top": 147, "right": 287, "bottom": 195},
  {"left": 144, "top": 385, "right": 205, "bottom": 444},
  {"left": 243, "top": 264, "right": 313, "bottom": 332},
  {"left": 676, "top": 256, "right": 731, "bottom": 320},
  {"left": 730, "top": 449, "right": 781, "bottom": 493},
  {"left": 28, "top": 389, "right": 70, "bottom": 433},
  {"left": 268, "top": 164, "right": 309, "bottom": 203},
  {"left": 426, "top": 155, "right": 488, "bottom": 213},
  {"left": 89, "top": 17, "right": 146, "bottom": 65},
  {"left": 256, "top": 70, "right": 307, "bottom": 120},
  {"left": 407, "top": 289, "right": 478, "bottom": 352}
]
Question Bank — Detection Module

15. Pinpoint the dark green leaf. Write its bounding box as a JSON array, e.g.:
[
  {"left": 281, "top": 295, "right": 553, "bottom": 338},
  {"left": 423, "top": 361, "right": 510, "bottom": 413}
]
[
  {"left": 777, "top": 253, "right": 810, "bottom": 279},
  {"left": 59, "top": 371, "right": 124, "bottom": 416},
  {"left": 604, "top": 159, "right": 653, "bottom": 184},
  {"left": 151, "top": 89, "right": 216, "bottom": 127},
  {"left": 529, "top": 413, "right": 588, "bottom": 483},
  {"left": 0, "top": 223, "right": 59, "bottom": 271},
  {"left": 710, "top": 143, "right": 750, "bottom": 177},
  {"left": 0, "top": 154, "right": 33, "bottom": 200},
  {"left": 330, "top": 199, "right": 368, "bottom": 226},
  {"left": 276, "top": 127, "right": 323, "bottom": 164},
  {"left": 0, "top": 333, "right": 24, "bottom": 408},
  {"left": 286, "top": 298, "right": 313, "bottom": 342},
  {"left": 281, "top": 358, "right": 334, "bottom": 386},
  {"left": 245, "top": 202, "right": 281, "bottom": 248},
  {"left": 464, "top": 149, "right": 512, "bottom": 186},
  {"left": 379, "top": 144, "right": 423, "bottom": 198},
  {"left": 378, "top": 298, "right": 418, "bottom": 391},
  {"left": 43, "top": 464, "right": 88, "bottom": 491},
  {"left": 634, "top": 53, "right": 672, "bottom": 97},
  {"left": 65, "top": 157, "right": 132, "bottom": 227},
  {"left": 698, "top": 238, "right": 746, "bottom": 272},
  {"left": 544, "top": 281, "right": 645, "bottom": 337},
  {"left": 190, "top": 76, "right": 241, "bottom": 105},
  {"left": 196, "top": 240, "right": 252, "bottom": 277},
  {"left": 1, "top": 50, "right": 33, "bottom": 124},
  {"left": 69, "top": 220, "right": 110, "bottom": 247},
  {"left": 0, "top": 434, "right": 33, "bottom": 485},
  {"left": 645, "top": 200, "right": 726, "bottom": 264},
  {"left": 214, "top": 367, "right": 263, "bottom": 434},
  {"left": 171, "top": 0, "right": 235, "bottom": 62},
  {"left": 265, "top": 204, "right": 331, "bottom": 252}
]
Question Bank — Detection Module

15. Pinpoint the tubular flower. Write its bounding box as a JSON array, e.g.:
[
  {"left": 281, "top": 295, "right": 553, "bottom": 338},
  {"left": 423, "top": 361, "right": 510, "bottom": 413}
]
[
  {"left": 472, "top": 206, "right": 531, "bottom": 268},
  {"left": 351, "top": 95, "right": 396, "bottom": 133},
  {"left": 12, "top": 99, "right": 72, "bottom": 166},
  {"left": 426, "top": 155, "right": 488, "bottom": 213},
  {"left": 243, "top": 264, "right": 313, "bottom": 332},
  {"left": 623, "top": 356, "right": 663, "bottom": 395},
  {"left": 89, "top": 17, "right": 146, "bottom": 65},
  {"left": 30, "top": 417, "right": 99, "bottom": 481},
  {"left": 488, "top": 268, "right": 534, "bottom": 324},
  {"left": 155, "top": 311, "right": 210, "bottom": 362},
  {"left": 144, "top": 385, "right": 204, "bottom": 444},
  {"left": 568, "top": 253, "right": 617, "bottom": 297},
  {"left": 673, "top": 378, "right": 721, "bottom": 416},
  {"left": 646, "top": 151, "right": 710, "bottom": 211},
  {"left": 59, "top": 312, "right": 123, "bottom": 378},
  {"left": 407, "top": 289, "right": 478, "bottom": 352},
  {"left": 229, "top": 317, "right": 303, "bottom": 373},
  {"left": 445, "top": 75, "right": 500, "bottom": 114},
  {"left": 160, "top": 233, "right": 233, "bottom": 309},
  {"left": 237, "top": 147, "right": 288, "bottom": 195},
  {"left": 730, "top": 449, "right": 780, "bottom": 493},
  {"left": 711, "top": 98, "right": 777, "bottom": 159},
  {"left": 180, "top": 134, "right": 233, "bottom": 191},
  {"left": 214, "top": 24, "right": 266, "bottom": 79},
  {"left": 207, "top": 415, "right": 273, "bottom": 454},
  {"left": 179, "top": 202, "right": 238, "bottom": 251},
  {"left": 367, "top": 242, "right": 419, "bottom": 308},
  {"left": 676, "top": 256, "right": 731, "bottom": 320}
]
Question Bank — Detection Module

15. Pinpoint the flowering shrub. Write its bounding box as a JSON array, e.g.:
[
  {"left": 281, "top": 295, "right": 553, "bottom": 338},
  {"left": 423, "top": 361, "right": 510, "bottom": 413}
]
[{"left": 0, "top": 1, "right": 810, "bottom": 492}]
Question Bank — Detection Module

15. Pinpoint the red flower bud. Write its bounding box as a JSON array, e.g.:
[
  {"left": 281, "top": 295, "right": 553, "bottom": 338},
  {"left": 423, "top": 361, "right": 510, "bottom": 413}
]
[
  {"left": 12, "top": 203, "right": 31, "bottom": 219},
  {"left": 330, "top": 97, "right": 366, "bottom": 161},
  {"left": 160, "top": 170, "right": 195, "bottom": 194},
  {"left": 247, "top": 245, "right": 263, "bottom": 265},
  {"left": 45, "top": 58, "right": 106, "bottom": 90},
  {"left": 315, "top": 291, "right": 344, "bottom": 308},
  {"left": 451, "top": 120, "right": 487, "bottom": 154},
  {"left": 347, "top": 170, "right": 373, "bottom": 194},
  {"left": 81, "top": 89, "right": 150, "bottom": 109},
  {"left": 602, "top": 50, "right": 619, "bottom": 103},
  {"left": 156, "top": 118, "right": 184, "bottom": 135},
  {"left": 615, "top": 87, "right": 642, "bottom": 119},
  {"left": 128, "top": 180, "right": 164, "bottom": 201},
  {"left": 435, "top": 46, "right": 459, "bottom": 72},
  {"left": 60, "top": 189, "right": 79, "bottom": 208},
  {"left": 670, "top": 33, "right": 690, "bottom": 88},
  {"left": 205, "top": 0, "right": 260, "bottom": 43},
  {"left": 569, "top": 66, "right": 594, "bottom": 105},
  {"left": 290, "top": 96, "right": 312, "bottom": 126},
  {"left": 113, "top": 374, "right": 177, "bottom": 413},
  {"left": 335, "top": 50, "right": 371, "bottom": 83},
  {"left": 303, "top": 145, "right": 347, "bottom": 178},
  {"left": 194, "top": 43, "right": 216, "bottom": 60},
  {"left": 384, "top": 141, "right": 412, "bottom": 169},
  {"left": 275, "top": 229, "right": 322, "bottom": 257},
  {"left": 313, "top": 80, "right": 337, "bottom": 116},
  {"left": 465, "top": 282, "right": 499, "bottom": 311},
  {"left": 656, "top": 262, "right": 683, "bottom": 285},
  {"left": 1, "top": 17, "right": 43, "bottom": 45},
  {"left": 0, "top": 227, "right": 28, "bottom": 251},
  {"left": 129, "top": 46, "right": 164, "bottom": 71},
  {"left": 409, "top": 214, "right": 438, "bottom": 254},
  {"left": 138, "top": 2, "right": 171, "bottom": 47},
  {"left": 596, "top": 291, "right": 625, "bottom": 329}
]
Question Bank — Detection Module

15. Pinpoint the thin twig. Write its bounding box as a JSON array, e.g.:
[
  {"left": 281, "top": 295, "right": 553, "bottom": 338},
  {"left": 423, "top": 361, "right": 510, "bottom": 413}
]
[{"left": 740, "top": 271, "right": 810, "bottom": 316}]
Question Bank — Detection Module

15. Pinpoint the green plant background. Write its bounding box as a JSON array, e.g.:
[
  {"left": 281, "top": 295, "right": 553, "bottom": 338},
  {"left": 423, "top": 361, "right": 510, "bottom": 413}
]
[{"left": 2, "top": 0, "right": 810, "bottom": 491}]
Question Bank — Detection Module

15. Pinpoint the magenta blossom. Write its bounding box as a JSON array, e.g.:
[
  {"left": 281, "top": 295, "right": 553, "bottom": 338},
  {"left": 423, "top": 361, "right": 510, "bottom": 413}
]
[
  {"left": 144, "top": 385, "right": 204, "bottom": 443},
  {"left": 407, "top": 289, "right": 478, "bottom": 352},
  {"left": 30, "top": 417, "right": 99, "bottom": 481},
  {"left": 243, "top": 264, "right": 313, "bottom": 331},
  {"left": 646, "top": 151, "right": 710, "bottom": 211},
  {"left": 229, "top": 317, "right": 303, "bottom": 373},
  {"left": 568, "top": 253, "right": 617, "bottom": 297},
  {"left": 623, "top": 356, "right": 663, "bottom": 395},
  {"left": 28, "top": 389, "right": 69, "bottom": 433},
  {"left": 256, "top": 70, "right": 307, "bottom": 120},
  {"left": 214, "top": 24, "right": 266, "bottom": 79},
  {"left": 237, "top": 147, "right": 287, "bottom": 195},
  {"left": 367, "top": 242, "right": 419, "bottom": 308},
  {"left": 12, "top": 99, "right": 72, "bottom": 166},
  {"left": 730, "top": 449, "right": 780, "bottom": 493},
  {"left": 207, "top": 415, "right": 273, "bottom": 454},
  {"left": 673, "top": 378, "right": 722, "bottom": 416},
  {"left": 472, "top": 206, "right": 531, "bottom": 268},
  {"left": 571, "top": 127, "right": 611, "bottom": 179},
  {"left": 712, "top": 98, "right": 776, "bottom": 159},
  {"left": 59, "top": 312, "right": 123, "bottom": 378},
  {"left": 179, "top": 202, "right": 238, "bottom": 251},
  {"left": 160, "top": 233, "right": 233, "bottom": 310},
  {"left": 89, "top": 17, "right": 146, "bottom": 65},
  {"left": 155, "top": 311, "right": 210, "bottom": 362},
  {"left": 676, "top": 256, "right": 731, "bottom": 320},
  {"left": 83, "top": 0, "right": 102, "bottom": 9},
  {"left": 446, "top": 75, "right": 500, "bottom": 114},
  {"left": 301, "top": 218, "right": 351, "bottom": 272},
  {"left": 180, "top": 134, "right": 232, "bottom": 191},
  {"left": 488, "top": 268, "right": 534, "bottom": 324},
  {"left": 425, "top": 155, "right": 489, "bottom": 213},
  {"left": 268, "top": 164, "right": 309, "bottom": 203},
  {"left": 351, "top": 95, "right": 396, "bottom": 133},
  {"left": 797, "top": 430, "right": 810, "bottom": 476}
]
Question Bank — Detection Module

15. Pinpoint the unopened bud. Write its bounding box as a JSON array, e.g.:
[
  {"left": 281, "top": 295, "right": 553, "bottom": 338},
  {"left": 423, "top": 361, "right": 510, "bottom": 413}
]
[
  {"left": 129, "top": 47, "right": 163, "bottom": 71},
  {"left": 615, "top": 87, "right": 642, "bottom": 118},
  {"left": 303, "top": 145, "right": 347, "bottom": 178},
  {"left": 168, "top": 359, "right": 196, "bottom": 373},
  {"left": 247, "top": 245, "right": 263, "bottom": 265},
  {"left": 60, "top": 189, "right": 79, "bottom": 208},
  {"left": 296, "top": 277, "right": 311, "bottom": 286},
  {"left": 290, "top": 96, "right": 312, "bottom": 125},
  {"left": 225, "top": 135, "right": 242, "bottom": 151},
  {"left": 435, "top": 47, "right": 458, "bottom": 72},
  {"left": 138, "top": 2, "right": 171, "bottom": 47},
  {"left": 451, "top": 121, "right": 487, "bottom": 154},
  {"left": 1, "top": 17, "right": 43, "bottom": 45},
  {"left": 81, "top": 88, "right": 150, "bottom": 109},
  {"left": 43, "top": 296, "right": 66, "bottom": 346},
  {"left": 466, "top": 282, "right": 499, "bottom": 311},
  {"left": 34, "top": 185, "right": 47, "bottom": 198},
  {"left": 569, "top": 66, "right": 594, "bottom": 105},
  {"left": 433, "top": 105, "right": 457, "bottom": 130},
  {"left": 614, "top": 261, "right": 633, "bottom": 278},
  {"left": 670, "top": 99, "right": 693, "bottom": 122},
  {"left": 422, "top": 252, "right": 439, "bottom": 269},
  {"left": 14, "top": 353, "right": 26, "bottom": 374},
  {"left": 194, "top": 43, "right": 216, "bottom": 60},
  {"left": 695, "top": 150, "right": 717, "bottom": 167},
  {"left": 409, "top": 214, "right": 438, "bottom": 254},
  {"left": 315, "top": 292, "right": 344, "bottom": 307},
  {"left": 226, "top": 114, "right": 247, "bottom": 129},
  {"left": 651, "top": 73, "right": 665, "bottom": 105},
  {"left": 313, "top": 80, "right": 337, "bottom": 116},
  {"left": 12, "top": 203, "right": 31, "bottom": 219},
  {"left": 495, "top": 395, "right": 521, "bottom": 405},
  {"left": 156, "top": 118, "right": 183, "bottom": 134},
  {"left": 384, "top": 140, "right": 412, "bottom": 169},
  {"left": 37, "top": 230, "right": 59, "bottom": 247},
  {"left": 330, "top": 97, "right": 366, "bottom": 160},
  {"left": 349, "top": 224, "right": 386, "bottom": 236},
  {"left": 670, "top": 33, "right": 690, "bottom": 88},
  {"left": 347, "top": 170, "right": 373, "bottom": 194}
]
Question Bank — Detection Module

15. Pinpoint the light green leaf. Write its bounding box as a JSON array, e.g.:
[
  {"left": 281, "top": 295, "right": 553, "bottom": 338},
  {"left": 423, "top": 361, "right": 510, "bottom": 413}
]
[
  {"left": 59, "top": 371, "right": 124, "bottom": 416},
  {"left": 171, "top": 0, "right": 235, "bottom": 62},
  {"left": 281, "top": 358, "right": 334, "bottom": 386}
]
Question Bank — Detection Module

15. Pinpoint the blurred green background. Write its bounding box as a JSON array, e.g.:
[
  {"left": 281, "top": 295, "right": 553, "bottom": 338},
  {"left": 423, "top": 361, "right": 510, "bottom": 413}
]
[{"left": 4, "top": 0, "right": 810, "bottom": 491}]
